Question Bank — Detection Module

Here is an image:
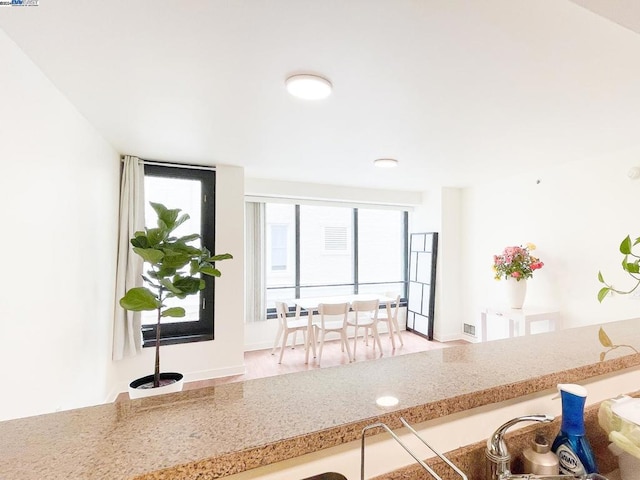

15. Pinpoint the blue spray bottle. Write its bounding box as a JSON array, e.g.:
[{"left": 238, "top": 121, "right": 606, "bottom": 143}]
[{"left": 551, "top": 383, "right": 598, "bottom": 475}]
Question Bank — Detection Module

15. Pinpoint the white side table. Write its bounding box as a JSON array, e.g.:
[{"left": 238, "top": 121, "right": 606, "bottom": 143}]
[{"left": 480, "top": 307, "right": 561, "bottom": 342}]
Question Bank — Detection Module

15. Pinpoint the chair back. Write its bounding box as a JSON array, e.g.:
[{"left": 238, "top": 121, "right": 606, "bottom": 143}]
[
  {"left": 318, "top": 302, "right": 349, "bottom": 329},
  {"left": 274, "top": 301, "right": 289, "bottom": 328},
  {"left": 384, "top": 294, "right": 401, "bottom": 320},
  {"left": 351, "top": 299, "right": 379, "bottom": 325}
]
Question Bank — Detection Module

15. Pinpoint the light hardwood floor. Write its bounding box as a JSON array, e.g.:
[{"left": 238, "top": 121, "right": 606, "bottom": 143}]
[{"left": 182, "top": 331, "right": 468, "bottom": 392}]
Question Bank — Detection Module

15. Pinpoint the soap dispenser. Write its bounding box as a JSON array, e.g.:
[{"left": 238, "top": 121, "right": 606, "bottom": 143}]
[{"left": 523, "top": 432, "right": 559, "bottom": 475}]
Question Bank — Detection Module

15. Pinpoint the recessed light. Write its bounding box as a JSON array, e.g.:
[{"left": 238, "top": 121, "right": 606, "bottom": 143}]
[
  {"left": 376, "top": 395, "right": 399, "bottom": 408},
  {"left": 285, "top": 74, "right": 332, "bottom": 100},
  {"left": 373, "top": 158, "right": 399, "bottom": 168}
]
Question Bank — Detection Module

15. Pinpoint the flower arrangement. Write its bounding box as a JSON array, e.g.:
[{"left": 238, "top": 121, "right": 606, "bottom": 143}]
[{"left": 493, "top": 243, "right": 544, "bottom": 281}]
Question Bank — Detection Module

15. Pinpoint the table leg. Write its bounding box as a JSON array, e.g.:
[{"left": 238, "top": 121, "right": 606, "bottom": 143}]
[{"left": 304, "top": 311, "right": 316, "bottom": 364}]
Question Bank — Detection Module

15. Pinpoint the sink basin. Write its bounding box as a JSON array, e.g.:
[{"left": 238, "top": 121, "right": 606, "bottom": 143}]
[{"left": 301, "top": 473, "right": 348, "bottom": 480}]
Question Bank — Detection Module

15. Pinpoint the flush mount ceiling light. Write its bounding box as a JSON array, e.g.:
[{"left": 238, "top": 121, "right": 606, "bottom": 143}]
[
  {"left": 373, "top": 158, "right": 399, "bottom": 169},
  {"left": 285, "top": 74, "right": 332, "bottom": 100}
]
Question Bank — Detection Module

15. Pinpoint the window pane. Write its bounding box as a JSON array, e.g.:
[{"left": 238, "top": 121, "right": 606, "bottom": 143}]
[
  {"left": 358, "top": 209, "right": 405, "bottom": 284},
  {"left": 266, "top": 287, "right": 296, "bottom": 311},
  {"left": 300, "top": 205, "right": 353, "bottom": 286},
  {"left": 142, "top": 175, "right": 202, "bottom": 325},
  {"left": 266, "top": 204, "right": 295, "bottom": 287}
]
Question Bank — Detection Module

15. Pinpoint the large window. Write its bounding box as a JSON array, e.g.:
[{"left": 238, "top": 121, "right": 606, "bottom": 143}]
[
  {"left": 142, "top": 164, "right": 216, "bottom": 346},
  {"left": 263, "top": 202, "right": 408, "bottom": 314}
]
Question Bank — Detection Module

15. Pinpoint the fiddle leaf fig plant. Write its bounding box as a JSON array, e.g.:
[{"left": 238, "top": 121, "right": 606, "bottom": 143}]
[{"left": 120, "top": 202, "right": 232, "bottom": 388}]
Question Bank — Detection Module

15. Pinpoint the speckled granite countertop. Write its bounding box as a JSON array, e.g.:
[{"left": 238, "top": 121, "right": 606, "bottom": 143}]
[{"left": 2, "top": 319, "right": 640, "bottom": 480}]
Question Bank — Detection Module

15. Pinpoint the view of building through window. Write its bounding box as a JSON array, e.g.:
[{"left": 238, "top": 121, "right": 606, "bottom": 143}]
[
  {"left": 142, "top": 175, "right": 203, "bottom": 325},
  {"left": 265, "top": 202, "right": 408, "bottom": 311}
]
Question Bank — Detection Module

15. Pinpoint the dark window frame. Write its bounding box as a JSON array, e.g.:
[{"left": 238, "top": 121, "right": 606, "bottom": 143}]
[
  {"left": 141, "top": 164, "right": 216, "bottom": 347},
  {"left": 265, "top": 204, "right": 409, "bottom": 318}
]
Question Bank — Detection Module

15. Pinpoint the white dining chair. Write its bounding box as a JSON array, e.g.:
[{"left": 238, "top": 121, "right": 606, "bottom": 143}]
[
  {"left": 272, "top": 301, "right": 309, "bottom": 364},
  {"left": 347, "top": 299, "right": 382, "bottom": 357},
  {"left": 315, "top": 302, "right": 352, "bottom": 366},
  {"left": 377, "top": 294, "right": 404, "bottom": 349}
]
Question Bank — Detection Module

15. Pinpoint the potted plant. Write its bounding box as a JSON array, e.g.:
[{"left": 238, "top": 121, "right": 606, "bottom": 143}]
[
  {"left": 597, "top": 235, "right": 640, "bottom": 360},
  {"left": 492, "top": 243, "right": 544, "bottom": 308},
  {"left": 120, "top": 202, "right": 232, "bottom": 398},
  {"left": 597, "top": 235, "right": 640, "bottom": 301}
]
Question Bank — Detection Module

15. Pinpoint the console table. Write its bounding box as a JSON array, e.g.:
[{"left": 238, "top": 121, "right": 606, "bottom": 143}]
[{"left": 480, "top": 306, "right": 561, "bottom": 342}]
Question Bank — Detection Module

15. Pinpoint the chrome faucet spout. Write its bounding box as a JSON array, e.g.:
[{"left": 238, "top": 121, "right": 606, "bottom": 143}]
[{"left": 485, "top": 415, "right": 554, "bottom": 480}]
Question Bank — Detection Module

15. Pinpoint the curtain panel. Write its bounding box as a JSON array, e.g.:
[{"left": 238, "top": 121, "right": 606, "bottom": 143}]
[
  {"left": 245, "top": 202, "right": 266, "bottom": 322},
  {"left": 112, "top": 155, "right": 145, "bottom": 360}
]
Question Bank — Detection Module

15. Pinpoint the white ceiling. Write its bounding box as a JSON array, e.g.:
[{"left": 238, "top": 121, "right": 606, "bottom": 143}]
[{"left": 2, "top": 0, "right": 640, "bottom": 191}]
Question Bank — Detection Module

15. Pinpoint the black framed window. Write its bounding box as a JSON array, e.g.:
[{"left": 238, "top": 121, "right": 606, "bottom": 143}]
[
  {"left": 264, "top": 202, "right": 408, "bottom": 317},
  {"left": 141, "top": 164, "right": 216, "bottom": 346}
]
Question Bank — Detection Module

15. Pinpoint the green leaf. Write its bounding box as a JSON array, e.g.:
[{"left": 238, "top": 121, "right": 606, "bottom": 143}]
[
  {"left": 208, "top": 253, "right": 233, "bottom": 262},
  {"left": 146, "top": 227, "right": 168, "bottom": 246},
  {"left": 160, "top": 278, "right": 183, "bottom": 295},
  {"left": 599, "top": 327, "right": 613, "bottom": 347},
  {"left": 173, "top": 276, "right": 203, "bottom": 295},
  {"left": 131, "top": 232, "right": 149, "bottom": 248},
  {"left": 200, "top": 265, "right": 221, "bottom": 277},
  {"left": 597, "top": 287, "right": 611, "bottom": 303},
  {"left": 161, "top": 307, "right": 185, "bottom": 318},
  {"left": 152, "top": 267, "right": 177, "bottom": 279},
  {"left": 133, "top": 247, "right": 164, "bottom": 264},
  {"left": 620, "top": 235, "right": 632, "bottom": 255},
  {"left": 173, "top": 213, "right": 189, "bottom": 230},
  {"left": 120, "top": 287, "right": 161, "bottom": 311},
  {"left": 177, "top": 234, "right": 200, "bottom": 243},
  {"left": 160, "top": 250, "right": 192, "bottom": 269},
  {"left": 190, "top": 260, "right": 199, "bottom": 275},
  {"left": 627, "top": 261, "right": 640, "bottom": 274},
  {"left": 597, "top": 271, "right": 604, "bottom": 283}
]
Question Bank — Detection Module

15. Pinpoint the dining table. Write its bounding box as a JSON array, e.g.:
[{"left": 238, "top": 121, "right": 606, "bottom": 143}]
[{"left": 292, "top": 293, "right": 398, "bottom": 364}]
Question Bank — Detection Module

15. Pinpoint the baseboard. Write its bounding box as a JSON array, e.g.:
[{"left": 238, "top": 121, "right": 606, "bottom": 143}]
[
  {"left": 433, "top": 332, "right": 465, "bottom": 342},
  {"left": 184, "top": 364, "right": 246, "bottom": 383}
]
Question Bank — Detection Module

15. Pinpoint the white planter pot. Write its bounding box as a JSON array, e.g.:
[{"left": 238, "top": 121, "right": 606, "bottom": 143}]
[
  {"left": 128, "top": 372, "right": 184, "bottom": 399},
  {"left": 505, "top": 277, "right": 527, "bottom": 309}
]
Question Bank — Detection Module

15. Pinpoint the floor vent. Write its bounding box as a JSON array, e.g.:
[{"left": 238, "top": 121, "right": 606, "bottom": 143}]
[{"left": 463, "top": 323, "right": 476, "bottom": 336}]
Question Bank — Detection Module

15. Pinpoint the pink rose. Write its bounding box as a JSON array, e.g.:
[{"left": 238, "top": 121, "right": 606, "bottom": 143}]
[{"left": 511, "top": 271, "right": 521, "bottom": 278}]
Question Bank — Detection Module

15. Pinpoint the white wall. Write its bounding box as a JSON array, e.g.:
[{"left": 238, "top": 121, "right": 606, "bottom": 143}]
[
  {"left": 459, "top": 147, "right": 640, "bottom": 337},
  {"left": 0, "top": 28, "right": 120, "bottom": 420}
]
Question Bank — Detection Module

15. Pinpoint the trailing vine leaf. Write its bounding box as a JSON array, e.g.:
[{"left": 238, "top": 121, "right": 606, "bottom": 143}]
[
  {"left": 598, "top": 326, "right": 639, "bottom": 361},
  {"left": 598, "top": 327, "right": 613, "bottom": 348}
]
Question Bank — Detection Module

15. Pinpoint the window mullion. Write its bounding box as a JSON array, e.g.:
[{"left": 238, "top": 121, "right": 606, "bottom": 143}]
[
  {"left": 295, "top": 204, "right": 301, "bottom": 299},
  {"left": 353, "top": 208, "right": 358, "bottom": 294}
]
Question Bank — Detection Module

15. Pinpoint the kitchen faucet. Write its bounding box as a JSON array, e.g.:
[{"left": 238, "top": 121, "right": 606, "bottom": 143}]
[
  {"left": 485, "top": 415, "right": 608, "bottom": 480},
  {"left": 486, "top": 414, "right": 555, "bottom": 480}
]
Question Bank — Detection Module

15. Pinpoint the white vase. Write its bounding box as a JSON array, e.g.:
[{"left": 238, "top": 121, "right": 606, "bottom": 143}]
[{"left": 505, "top": 277, "right": 527, "bottom": 309}]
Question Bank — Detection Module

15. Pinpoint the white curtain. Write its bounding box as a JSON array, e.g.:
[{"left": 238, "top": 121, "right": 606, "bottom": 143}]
[
  {"left": 112, "top": 155, "right": 145, "bottom": 360},
  {"left": 245, "top": 202, "right": 266, "bottom": 322}
]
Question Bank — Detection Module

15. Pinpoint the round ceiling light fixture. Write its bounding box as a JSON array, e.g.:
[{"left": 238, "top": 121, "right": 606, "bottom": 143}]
[
  {"left": 373, "top": 158, "right": 399, "bottom": 169},
  {"left": 285, "top": 74, "right": 332, "bottom": 100}
]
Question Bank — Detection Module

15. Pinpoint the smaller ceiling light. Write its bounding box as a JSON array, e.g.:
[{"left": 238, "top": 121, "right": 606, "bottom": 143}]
[
  {"left": 373, "top": 158, "right": 399, "bottom": 169},
  {"left": 376, "top": 395, "right": 399, "bottom": 408},
  {"left": 628, "top": 167, "right": 640, "bottom": 180},
  {"left": 285, "top": 74, "right": 332, "bottom": 100}
]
